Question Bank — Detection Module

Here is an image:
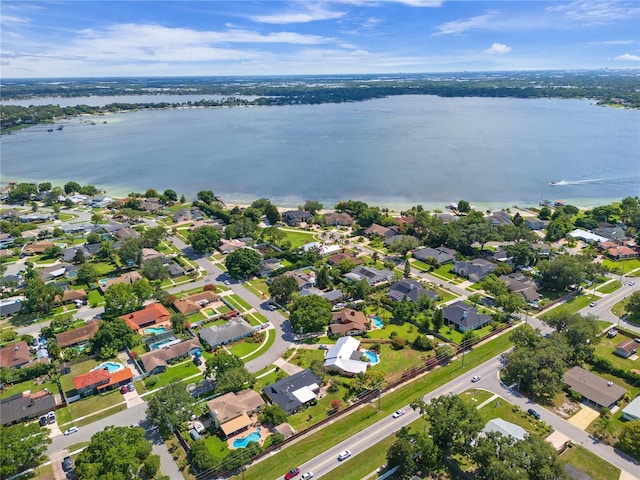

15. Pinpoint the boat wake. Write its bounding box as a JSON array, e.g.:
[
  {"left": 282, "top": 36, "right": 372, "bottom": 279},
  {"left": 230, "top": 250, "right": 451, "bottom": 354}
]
[{"left": 549, "top": 176, "right": 640, "bottom": 186}]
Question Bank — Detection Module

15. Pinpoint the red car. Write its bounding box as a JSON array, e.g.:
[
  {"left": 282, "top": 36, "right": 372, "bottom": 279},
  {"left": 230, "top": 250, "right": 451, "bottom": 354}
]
[{"left": 284, "top": 467, "right": 300, "bottom": 479}]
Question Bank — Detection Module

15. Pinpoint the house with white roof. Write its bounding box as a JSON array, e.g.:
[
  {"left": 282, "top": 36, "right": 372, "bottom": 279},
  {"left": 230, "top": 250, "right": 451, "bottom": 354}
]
[
  {"left": 323, "top": 336, "right": 370, "bottom": 376},
  {"left": 621, "top": 396, "right": 640, "bottom": 421}
]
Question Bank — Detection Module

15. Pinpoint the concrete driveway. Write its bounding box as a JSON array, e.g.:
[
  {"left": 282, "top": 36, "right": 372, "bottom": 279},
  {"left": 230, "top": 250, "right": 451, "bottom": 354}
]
[
  {"left": 567, "top": 404, "right": 601, "bottom": 430},
  {"left": 49, "top": 449, "right": 69, "bottom": 480}
]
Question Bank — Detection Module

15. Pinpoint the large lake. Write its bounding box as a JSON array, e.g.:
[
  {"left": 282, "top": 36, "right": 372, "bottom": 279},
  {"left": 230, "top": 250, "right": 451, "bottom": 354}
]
[{"left": 2, "top": 95, "right": 638, "bottom": 210}]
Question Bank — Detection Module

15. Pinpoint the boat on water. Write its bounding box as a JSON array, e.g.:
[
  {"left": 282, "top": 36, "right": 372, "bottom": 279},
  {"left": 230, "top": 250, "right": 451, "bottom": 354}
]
[{"left": 549, "top": 180, "right": 567, "bottom": 186}]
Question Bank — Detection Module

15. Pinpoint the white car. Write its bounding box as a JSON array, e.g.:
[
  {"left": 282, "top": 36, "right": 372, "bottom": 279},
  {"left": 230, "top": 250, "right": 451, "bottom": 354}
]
[
  {"left": 64, "top": 426, "right": 78, "bottom": 436},
  {"left": 589, "top": 302, "right": 597, "bottom": 307},
  {"left": 471, "top": 375, "right": 481, "bottom": 383},
  {"left": 301, "top": 473, "right": 314, "bottom": 480},
  {"left": 392, "top": 409, "right": 405, "bottom": 418},
  {"left": 337, "top": 450, "right": 351, "bottom": 461}
]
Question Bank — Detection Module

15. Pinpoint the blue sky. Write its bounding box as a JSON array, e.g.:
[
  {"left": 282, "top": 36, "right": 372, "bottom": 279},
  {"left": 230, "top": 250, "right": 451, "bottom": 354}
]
[{"left": 2, "top": 1, "right": 639, "bottom": 78}]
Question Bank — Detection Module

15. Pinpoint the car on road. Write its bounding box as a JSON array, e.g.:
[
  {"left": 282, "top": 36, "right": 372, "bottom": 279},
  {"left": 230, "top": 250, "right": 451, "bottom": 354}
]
[
  {"left": 629, "top": 281, "right": 635, "bottom": 286},
  {"left": 527, "top": 408, "right": 541, "bottom": 420},
  {"left": 338, "top": 450, "right": 351, "bottom": 461},
  {"left": 62, "top": 457, "right": 73, "bottom": 472},
  {"left": 318, "top": 345, "right": 329, "bottom": 350},
  {"left": 64, "top": 426, "right": 78, "bottom": 436},
  {"left": 589, "top": 302, "right": 597, "bottom": 307},
  {"left": 284, "top": 467, "right": 300, "bottom": 479},
  {"left": 471, "top": 375, "right": 481, "bottom": 383},
  {"left": 635, "top": 338, "right": 640, "bottom": 343},
  {"left": 301, "top": 472, "right": 314, "bottom": 479},
  {"left": 392, "top": 409, "right": 405, "bottom": 418}
]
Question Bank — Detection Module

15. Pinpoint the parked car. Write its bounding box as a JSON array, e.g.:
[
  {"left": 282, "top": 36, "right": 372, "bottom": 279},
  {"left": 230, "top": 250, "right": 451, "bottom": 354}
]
[
  {"left": 392, "top": 409, "right": 405, "bottom": 418},
  {"left": 284, "top": 467, "right": 300, "bottom": 479},
  {"left": 527, "top": 408, "right": 541, "bottom": 420},
  {"left": 47, "top": 411, "right": 56, "bottom": 424},
  {"left": 120, "top": 385, "right": 128, "bottom": 394},
  {"left": 62, "top": 457, "right": 73, "bottom": 472},
  {"left": 471, "top": 375, "right": 481, "bottom": 383},
  {"left": 127, "top": 382, "right": 135, "bottom": 392},
  {"left": 64, "top": 426, "right": 78, "bottom": 436},
  {"left": 193, "top": 356, "right": 202, "bottom": 366},
  {"left": 39, "top": 416, "right": 48, "bottom": 426},
  {"left": 318, "top": 345, "right": 329, "bottom": 350},
  {"left": 338, "top": 450, "right": 351, "bottom": 461},
  {"left": 301, "top": 472, "right": 314, "bottom": 479}
]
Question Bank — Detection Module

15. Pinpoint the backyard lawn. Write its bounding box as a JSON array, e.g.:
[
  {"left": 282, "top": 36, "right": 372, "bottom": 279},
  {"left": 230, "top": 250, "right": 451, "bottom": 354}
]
[
  {"left": 601, "top": 258, "right": 640, "bottom": 274},
  {"left": 593, "top": 334, "right": 640, "bottom": 372},
  {"left": 561, "top": 445, "right": 620, "bottom": 480},
  {"left": 539, "top": 294, "right": 596, "bottom": 321},
  {"left": 366, "top": 318, "right": 426, "bottom": 343},
  {"left": 0, "top": 377, "right": 57, "bottom": 400},
  {"left": 145, "top": 361, "right": 201, "bottom": 389},
  {"left": 280, "top": 229, "right": 317, "bottom": 249},
  {"left": 369, "top": 344, "right": 434, "bottom": 379}
]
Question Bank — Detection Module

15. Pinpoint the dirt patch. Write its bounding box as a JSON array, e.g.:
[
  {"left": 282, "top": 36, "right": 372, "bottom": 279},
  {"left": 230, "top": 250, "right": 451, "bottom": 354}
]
[{"left": 553, "top": 400, "right": 581, "bottom": 419}]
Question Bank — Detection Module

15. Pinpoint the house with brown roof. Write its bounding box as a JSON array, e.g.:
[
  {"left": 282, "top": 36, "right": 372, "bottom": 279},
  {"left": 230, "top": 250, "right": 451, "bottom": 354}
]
[
  {"left": 0, "top": 341, "right": 31, "bottom": 368},
  {"left": 55, "top": 319, "right": 100, "bottom": 349},
  {"left": 173, "top": 291, "right": 219, "bottom": 316},
  {"left": 323, "top": 212, "right": 354, "bottom": 226},
  {"left": 327, "top": 252, "right": 362, "bottom": 267},
  {"left": 330, "top": 308, "right": 368, "bottom": 336},
  {"left": 99, "top": 271, "right": 142, "bottom": 293},
  {"left": 141, "top": 248, "right": 163, "bottom": 262},
  {"left": 364, "top": 223, "right": 398, "bottom": 239},
  {"left": 605, "top": 245, "right": 638, "bottom": 260},
  {"left": 56, "top": 289, "right": 87, "bottom": 305},
  {"left": 614, "top": 339, "right": 638, "bottom": 358},
  {"left": 139, "top": 338, "right": 202, "bottom": 375},
  {"left": 72, "top": 367, "right": 133, "bottom": 397},
  {"left": 21, "top": 240, "right": 54, "bottom": 256},
  {"left": 280, "top": 269, "right": 316, "bottom": 290},
  {"left": 120, "top": 303, "right": 171, "bottom": 334},
  {"left": 207, "top": 389, "right": 265, "bottom": 438}
]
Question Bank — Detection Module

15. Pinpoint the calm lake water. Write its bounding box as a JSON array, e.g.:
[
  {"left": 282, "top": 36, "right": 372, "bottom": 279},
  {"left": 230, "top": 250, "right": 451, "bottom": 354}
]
[{"left": 2, "top": 95, "right": 638, "bottom": 210}]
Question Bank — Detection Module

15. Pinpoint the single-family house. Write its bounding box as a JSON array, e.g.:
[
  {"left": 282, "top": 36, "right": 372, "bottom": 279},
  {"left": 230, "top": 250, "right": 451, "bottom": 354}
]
[
  {"left": 258, "top": 258, "right": 282, "bottom": 277},
  {"left": 323, "top": 212, "right": 354, "bottom": 226},
  {"left": 563, "top": 366, "right": 627, "bottom": 410},
  {"left": 141, "top": 248, "right": 163, "bottom": 262},
  {"left": 621, "top": 396, "right": 640, "bottom": 421},
  {"left": 0, "top": 341, "right": 31, "bottom": 368},
  {"left": 21, "top": 240, "right": 54, "bottom": 256},
  {"left": 322, "top": 289, "right": 344, "bottom": 305},
  {"left": 327, "top": 253, "right": 362, "bottom": 267},
  {"left": 120, "top": 303, "right": 172, "bottom": 334},
  {"left": 330, "top": 308, "right": 368, "bottom": 336},
  {"left": 531, "top": 243, "right": 552, "bottom": 257},
  {"left": 218, "top": 238, "right": 247, "bottom": 254},
  {"left": 364, "top": 223, "right": 398, "bottom": 239},
  {"left": 594, "top": 225, "right": 628, "bottom": 243},
  {"left": 164, "top": 260, "right": 186, "bottom": 277},
  {"left": 487, "top": 211, "right": 513, "bottom": 227},
  {"left": 344, "top": 266, "right": 393, "bottom": 286},
  {"left": 114, "top": 226, "right": 141, "bottom": 240},
  {"left": 87, "top": 196, "right": 113, "bottom": 208},
  {"left": 481, "top": 418, "right": 527, "bottom": 441},
  {"left": 614, "top": 339, "right": 638, "bottom": 358},
  {"left": 173, "top": 291, "right": 219, "bottom": 316},
  {"left": 57, "top": 289, "right": 87, "bottom": 305},
  {"left": 282, "top": 210, "right": 314, "bottom": 226},
  {"left": 0, "top": 298, "right": 23, "bottom": 317},
  {"left": 451, "top": 258, "right": 496, "bottom": 282},
  {"left": 0, "top": 233, "right": 14, "bottom": 249},
  {"left": 263, "top": 369, "right": 322, "bottom": 414},
  {"left": 199, "top": 317, "right": 255, "bottom": 348},
  {"left": 443, "top": 301, "right": 492, "bottom": 332},
  {"left": 99, "top": 271, "right": 142, "bottom": 293},
  {"left": 18, "top": 213, "right": 54, "bottom": 223},
  {"left": 280, "top": 269, "right": 316, "bottom": 290},
  {"left": 207, "top": 389, "right": 265, "bottom": 438},
  {"left": 173, "top": 209, "right": 194, "bottom": 223},
  {"left": 300, "top": 242, "right": 342, "bottom": 257},
  {"left": 1, "top": 391, "right": 57, "bottom": 426},
  {"left": 524, "top": 217, "right": 547, "bottom": 230},
  {"left": 55, "top": 319, "right": 100, "bottom": 349},
  {"left": 413, "top": 246, "right": 457, "bottom": 265},
  {"left": 605, "top": 245, "right": 638, "bottom": 260},
  {"left": 139, "top": 338, "right": 202, "bottom": 375},
  {"left": 61, "top": 246, "right": 92, "bottom": 263},
  {"left": 568, "top": 229, "right": 608, "bottom": 244},
  {"left": 499, "top": 274, "right": 540, "bottom": 304},
  {"left": 387, "top": 279, "right": 438, "bottom": 303},
  {"left": 72, "top": 367, "right": 133, "bottom": 397},
  {"left": 37, "top": 264, "right": 69, "bottom": 282},
  {"left": 323, "top": 336, "right": 369, "bottom": 376}
]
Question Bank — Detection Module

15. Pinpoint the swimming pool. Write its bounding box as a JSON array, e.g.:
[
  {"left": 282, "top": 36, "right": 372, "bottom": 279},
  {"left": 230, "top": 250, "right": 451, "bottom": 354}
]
[
  {"left": 232, "top": 428, "right": 261, "bottom": 448},
  {"left": 372, "top": 316, "right": 384, "bottom": 328},
  {"left": 151, "top": 338, "right": 179, "bottom": 350},
  {"left": 363, "top": 350, "right": 380, "bottom": 365},
  {"left": 143, "top": 326, "right": 167, "bottom": 335},
  {"left": 92, "top": 361, "right": 124, "bottom": 373}
]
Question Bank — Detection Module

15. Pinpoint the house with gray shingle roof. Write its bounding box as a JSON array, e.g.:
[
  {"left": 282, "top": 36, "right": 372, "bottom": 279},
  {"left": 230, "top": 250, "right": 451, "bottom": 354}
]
[
  {"left": 344, "top": 266, "right": 393, "bottom": 286},
  {"left": 443, "top": 301, "right": 492, "bottom": 332},
  {"left": 199, "top": 318, "right": 255, "bottom": 348},
  {"left": 387, "top": 279, "right": 438, "bottom": 303},
  {"left": 413, "top": 246, "right": 457, "bottom": 265},
  {"left": 451, "top": 258, "right": 496, "bottom": 282}
]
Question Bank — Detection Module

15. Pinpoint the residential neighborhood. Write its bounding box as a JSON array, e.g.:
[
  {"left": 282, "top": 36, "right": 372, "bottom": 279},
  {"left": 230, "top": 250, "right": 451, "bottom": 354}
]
[{"left": 1, "top": 184, "right": 640, "bottom": 480}]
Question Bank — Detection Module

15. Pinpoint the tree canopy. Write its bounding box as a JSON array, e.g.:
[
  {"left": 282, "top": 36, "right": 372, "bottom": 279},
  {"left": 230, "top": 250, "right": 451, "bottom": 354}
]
[
  {"left": 268, "top": 275, "right": 298, "bottom": 306},
  {"left": 288, "top": 295, "right": 333, "bottom": 334},
  {"left": 225, "top": 248, "right": 261, "bottom": 279},
  {"left": 189, "top": 225, "right": 222, "bottom": 254},
  {"left": 0, "top": 423, "right": 51, "bottom": 479},
  {"left": 147, "top": 380, "right": 194, "bottom": 438}
]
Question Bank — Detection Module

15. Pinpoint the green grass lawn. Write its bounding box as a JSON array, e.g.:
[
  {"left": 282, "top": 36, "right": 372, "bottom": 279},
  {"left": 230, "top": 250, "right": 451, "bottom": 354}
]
[
  {"left": 57, "top": 213, "right": 77, "bottom": 221},
  {"left": 67, "top": 390, "right": 124, "bottom": 421},
  {"left": 369, "top": 344, "right": 434, "bottom": 379},
  {"left": 145, "top": 361, "right": 200, "bottom": 389},
  {"left": 477, "top": 396, "right": 552, "bottom": 437},
  {"left": 0, "top": 377, "right": 57, "bottom": 400},
  {"left": 225, "top": 294, "right": 253, "bottom": 312},
  {"left": 228, "top": 340, "right": 262, "bottom": 358},
  {"left": 281, "top": 229, "right": 317, "bottom": 248},
  {"left": 593, "top": 334, "right": 640, "bottom": 372},
  {"left": 244, "top": 312, "right": 267, "bottom": 326},
  {"left": 287, "top": 382, "right": 351, "bottom": 430},
  {"left": 596, "top": 280, "right": 622, "bottom": 294},
  {"left": 236, "top": 330, "right": 515, "bottom": 480},
  {"left": 612, "top": 297, "right": 631, "bottom": 318},
  {"left": 87, "top": 289, "right": 104, "bottom": 306},
  {"left": 288, "top": 348, "right": 326, "bottom": 369},
  {"left": 243, "top": 279, "right": 270, "bottom": 298},
  {"left": 367, "top": 318, "right": 426, "bottom": 343},
  {"left": 75, "top": 404, "right": 127, "bottom": 427},
  {"left": 253, "top": 368, "right": 285, "bottom": 391},
  {"left": 202, "top": 431, "right": 230, "bottom": 461},
  {"left": 560, "top": 444, "right": 620, "bottom": 480},
  {"left": 539, "top": 294, "right": 596, "bottom": 321},
  {"left": 459, "top": 388, "right": 495, "bottom": 406},
  {"left": 242, "top": 329, "right": 276, "bottom": 362},
  {"left": 601, "top": 258, "right": 640, "bottom": 274}
]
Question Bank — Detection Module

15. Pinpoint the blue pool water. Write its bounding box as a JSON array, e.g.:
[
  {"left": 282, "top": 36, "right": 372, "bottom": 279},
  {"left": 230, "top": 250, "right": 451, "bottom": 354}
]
[
  {"left": 364, "top": 351, "right": 380, "bottom": 365},
  {"left": 92, "top": 361, "right": 124, "bottom": 373},
  {"left": 151, "top": 339, "right": 176, "bottom": 350},
  {"left": 144, "top": 326, "right": 167, "bottom": 335},
  {"left": 232, "top": 428, "right": 261, "bottom": 448},
  {"left": 372, "top": 316, "right": 384, "bottom": 328}
]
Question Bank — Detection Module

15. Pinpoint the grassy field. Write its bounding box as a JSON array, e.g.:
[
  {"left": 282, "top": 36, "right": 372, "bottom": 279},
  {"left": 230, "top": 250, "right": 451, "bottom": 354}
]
[
  {"left": 369, "top": 344, "right": 434, "bottom": 379},
  {"left": 235, "top": 331, "right": 514, "bottom": 480},
  {"left": 560, "top": 444, "right": 620, "bottom": 480},
  {"left": 145, "top": 361, "right": 200, "bottom": 389},
  {"left": 281, "top": 229, "right": 317, "bottom": 248},
  {"left": 601, "top": 258, "right": 640, "bottom": 273},
  {"left": 539, "top": 294, "right": 596, "bottom": 321},
  {"left": 67, "top": 390, "right": 124, "bottom": 421},
  {"left": 593, "top": 334, "right": 639, "bottom": 371},
  {"left": 596, "top": 280, "right": 622, "bottom": 294},
  {"left": 242, "top": 329, "right": 276, "bottom": 362},
  {"left": 0, "top": 377, "right": 57, "bottom": 400},
  {"left": 224, "top": 294, "right": 253, "bottom": 312}
]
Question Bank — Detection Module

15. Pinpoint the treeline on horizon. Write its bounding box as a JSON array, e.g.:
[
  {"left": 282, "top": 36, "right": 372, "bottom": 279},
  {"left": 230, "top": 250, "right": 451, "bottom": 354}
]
[{"left": 2, "top": 70, "right": 638, "bottom": 131}]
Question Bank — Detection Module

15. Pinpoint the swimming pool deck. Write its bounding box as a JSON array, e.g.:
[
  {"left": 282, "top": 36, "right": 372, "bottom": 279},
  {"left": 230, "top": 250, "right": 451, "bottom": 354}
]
[{"left": 226, "top": 418, "right": 267, "bottom": 449}]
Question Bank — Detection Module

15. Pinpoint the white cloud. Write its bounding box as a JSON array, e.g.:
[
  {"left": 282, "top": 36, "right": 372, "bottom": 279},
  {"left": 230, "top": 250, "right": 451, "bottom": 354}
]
[
  {"left": 249, "top": 4, "right": 346, "bottom": 24},
  {"left": 546, "top": 1, "right": 640, "bottom": 24},
  {"left": 587, "top": 40, "right": 634, "bottom": 46},
  {"left": 484, "top": 43, "right": 511, "bottom": 55},
  {"left": 434, "top": 13, "right": 496, "bottom": 35},
  {"left": 0, "top": 14, "right": 32, "bottom": 25},
  {"left": 615, "top": 53, "right": 640, "bottom": 61}
]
